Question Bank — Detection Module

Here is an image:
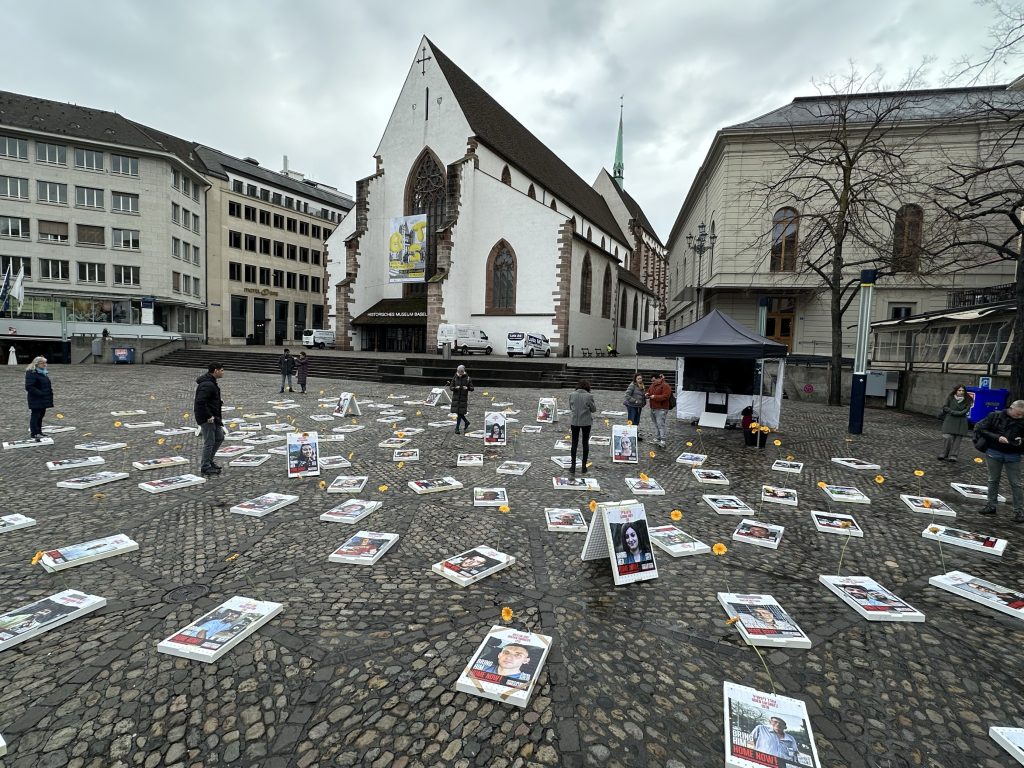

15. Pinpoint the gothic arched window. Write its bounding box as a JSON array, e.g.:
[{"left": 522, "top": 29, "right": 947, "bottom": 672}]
[
  {"left": 527, "top": 184, "right": 535, "bottom": 199},
  {"left": 601, "top": 265, "right": 612, "bottom": 319},
  {"left": 405, "top": 149, "right": 446, "bottom": 284},
  {"left": 501, "top": 165, "right": 511, "bottom": 185},
  {"left": 485, "top": 240, "right": 517, "bottom": 315},
  {"left": 631, "top": 294, "right": 639, "bottom": 329},
  {"left": 619, "top": 288, "right": 628, "bottom": 327},
  {"left": 580, "top": 253, "right": 592, "bottom": 314}
]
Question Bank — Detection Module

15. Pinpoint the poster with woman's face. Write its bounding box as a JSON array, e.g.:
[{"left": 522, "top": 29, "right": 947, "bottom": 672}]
[
  {"left": 286, "top": 431, "right": 320, "bottom": 478},
  {"left": 611, "top": 424, "right": 638, "bottom": 463},
  {"left": 484, "top": 412, "right": 507, "bottom": 446},
  {"left": 601, "top": 502, "right": 658, "bottom": 585},
  {"left": 536, "top": 398, "right": 557, "bottom": 423}
]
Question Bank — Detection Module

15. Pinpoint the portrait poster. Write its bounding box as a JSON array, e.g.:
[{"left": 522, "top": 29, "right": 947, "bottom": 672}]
[
  {"left": 675, "top": 452, "right": 707, "bottom": 467},
  {"left": 46, "top": 455, "right": 104, "bottom": 471},
  {"left": 601, "top": 501, "right": 658, "bottom": 586},
  {"left": 473, "top": 487, "right": 508, "bottom": 507},
  {"left": 625, "top": 477, "right": 665, "bottom": 496},
  {"left": 990, "top": 727, "right": 1024, "bottom": 764},
  {"left": 928, "top": 571, "right": 1024, "bottom": 621},
  {"left": 820, "top": 485, "right": 870, "bottom": 505},
  {"left": 810, "top": 511, "right": 863, "bottom": 537},
  {"left": 424, "top": 388, "right": 446, "bottom": 407},
  {"left": 717, "top": 593, "right": 811, "bottom": 649},
  {"left": 138, "top": 474, "right": 206, "bottom": 494},
  {"left": 496, "top": 461, "right": 531, "bottom": 475},
  {"left": 818, "top": 575, "right": 924, "bottom": 622},
  {"left": 328, "top": 531, "right": 399, "bottom": 564},
  {"left": 3, "top": 436, "right": 54, "bottom": 449},
  {"left": 229, "top": 492, "right": 299, "bottom": 518},
  {"left": 552, "top": 476, "right": 600, "bottom": 491},
  {"left": 156, "top": 596, "right": 283, "bottom": 663},
  {"left": 702, "top": 495, "right": 755, "bottom": 515},
  {"left": 393, "top": 449, "right": 419, "bottom": 462},
  {"left": 771, "top": 460, "right": 803, "bottom": 475},
  {"left": 457, "top": 454, "right": 484, "bottom": 468},
  {"left": 648, "top": 525, "right": 710, "bottom": 557},
  {"left": 40, "top": 533, "right": 139, "bottom": 572},
  {"left": 723, "top": 681, "right": 821, "bottom": 768},
  {"left": 484, "top": 412, "right": 507, "bottom": 447},
  {"left": 333, "top": 392, "right": 361, "bottom": 418},
  {"left": 830, "top": 457, "right": 881, "bottom": 470},
  {"left": 900, "top": 494, "right": 956, "bottom": 518},
  {"left": 74, "top": 440, "right": 126, "bottom": 452},
  {"left": 761, "top": 486, "right": 799, "bottom": 507},
  {"left": 692, "top": 468, "right": 729, "bottom": 485},
  {"left": 732, "top": 519, "right": 785, "bottom": 550},
  {"left": 56, "top": 471, "right": 130, "bottom": 490},
  {"left": 131, "top": 456, "right": 189, "bottom": 472},
  {"left": 286, "top": 432, "right": 320, "bottom": 478},
  {"left": 0, "top": 514, "right": 36, "bottom": 534},
  {"left": 432, "top": 546, "right": 515, "bottom": 587},
  {"left": 921, "top": 525, "right": 1005, "bottom": 556},
  {"left": 408, "top": 476, "right": 464, "bottom": 495},
  {"left": 544, "top": 508, "right": 588, "bottom": 533},
  {"left": 319, "top": 499, "right": 382, "bottom": 524},
  {"left": 0, "top": 590, "right": 106, "bottom": 652},
  {"left": 326, "top": 476, "right": 369, "bottom": 494},
  {"left": 215, "top": 445, "right": 254, "bottom": 459},
  {"left": 611, "top": 424, "right": 639, "bottom": 464},
  {"left": 230, "top": 454, "right": 271, "bottom": 468},
  {"left": 455, "top": 625, "right": 552, "bottom": 708},
  {"left": 388, "top": 213, "right": 427, "bottom": 283},
  {"left": 536, "top": 398, "right": 558, "bottom": 424},
  {"left": 950, "top": 482, "right": 1004, "bottom": 503}
]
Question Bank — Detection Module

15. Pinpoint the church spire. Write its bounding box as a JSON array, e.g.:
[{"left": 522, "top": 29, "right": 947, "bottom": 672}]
[{"left": 613, "top": 96, "right": 624, "bottom": 189}]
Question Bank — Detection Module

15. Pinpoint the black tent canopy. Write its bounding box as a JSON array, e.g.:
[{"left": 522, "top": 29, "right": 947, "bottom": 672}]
[{"left": 635, "top": 310, "right": 788, "bottom": 359}]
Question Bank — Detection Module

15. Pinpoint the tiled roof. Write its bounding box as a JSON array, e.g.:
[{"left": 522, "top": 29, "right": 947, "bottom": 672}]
[
  {"left": 617, "top": 266, "right": 656, "bottom": 295},
  {"left": 598, "top": 168, "right": 664, "bottom": 247},
  {"left": 427, "top": 38, "right": 629, "bottom": 247}
]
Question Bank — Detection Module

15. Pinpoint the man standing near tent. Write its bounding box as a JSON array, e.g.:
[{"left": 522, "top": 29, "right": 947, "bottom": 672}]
[{"left": 647, "top": 373, "right": 672, "bottom": 448}]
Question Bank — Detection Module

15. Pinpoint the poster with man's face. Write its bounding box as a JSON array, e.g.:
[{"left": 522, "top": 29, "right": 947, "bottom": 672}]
[{"left": 286, "top": 432, "right": 320, "bottom": 478}]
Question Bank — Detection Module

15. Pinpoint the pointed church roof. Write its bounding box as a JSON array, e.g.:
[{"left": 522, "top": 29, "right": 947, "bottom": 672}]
[
  {"left": 597, "top": 168, "right": 664, "bottom": 247},
  {"left": 427, "top": 38, "right": 629, "bottom": 248}
]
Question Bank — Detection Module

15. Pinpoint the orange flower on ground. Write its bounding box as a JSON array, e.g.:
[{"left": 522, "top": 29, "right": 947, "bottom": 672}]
[
  {"left": 817, "top": 481, "right": 827, "bottom": 489},
  {"left": 498, "top": 504, "right": 510, "bottom": 513},
  {"left": 928, "top": 526, "right": 941, "bottom": 534},
  {"left": 157, "top": 438, "right": 166, "bottom": 445},
  {"left": 914, "top": 469, "right": 925, "bottom": 477},
  {"left": 874, "top": 475, "right": 885, "bottom": 484},
  {"left": 626, "top": 420, "right": 633, "bottom": 426},
  {"left": 725, "top": 616, "right": 741, "bottom": 626},
  {"left": 378, "top": 485, "right": 389, "bottom": 492},
  {"left": 670, "top": 510, "right": 682, "bottom": 522},
  {"left": 839, "top": 521, "right": 852, "bottom": 529},
  {"left": 348, "top": 452, "right": 354, "bottom": 460},
  {"left": 416, "top": 411, "right": 422, "bottom": 416},
  {"left": 182, "top": 412, "right": 190, "bottom": 420},
  {"left": 92, "top": 493, "right": 106, "bottom": 500},
  {"left": 319, "top": 390, "right": 325, "bottom": 395},
  {"left": 974, "top": 457, "right": 984, "bottom": 464},
  {"left": 773, "top": 439, "right": 782, "bottom": 447},
  {"left": 113, "top": 421, "right": 122, "bottom": 428},
  {"left": 501, "top": 607, "right": 514, "bottom": 622},
  {"left": 318, "top": 480, "right": 327, "bottom": 490},
  {"left": 56, "top": 413, "right": 65, "bottom": 420},
  {"left": 588, "top": 500, "right": 598, "bottom": 513},
  {"left": 922, "top": 498, "right": 933, "bottom": 509},
  {"left": 648, "top": 451, "right": 656, "bottom": 458},
  {"left": 639, "top": 472, "right": 649, "bottom": 482},
  {"left": 686, "top": 441, "right": 693, "bottom": 448},
  {"left": 482, "top": 391, "right": 489, "bottom": 396},
  {"left": 712, "top": 543, "right": 728, "bottom": 556},
  {"left": 603, "top": 419, "right": 610, "bottom": 427},
  {"left": 397, "top": 432, "right": 405, "bottom": 438},
  {"left": 31, "top": 551, "right": 43, "bottom": 565},
  {"left": 786, "top": 455, "right": 795, "bottom": 461},
  {"left": 225, "top": 553, "right": 240, "bottom": 562}
]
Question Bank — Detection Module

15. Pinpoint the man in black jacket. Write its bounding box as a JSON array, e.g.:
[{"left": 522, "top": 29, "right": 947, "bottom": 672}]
[
  {"left": 975, "top": 399, "right": 1024, "bottom": 521},
  {"left": 194, "top": 362, "right": 225, "bottom": 476},
  {"left": 279, "top": 349, "right": 295, "bottom": 393}
]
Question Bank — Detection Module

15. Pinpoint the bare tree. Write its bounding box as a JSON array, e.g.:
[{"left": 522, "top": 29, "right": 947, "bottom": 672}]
[{"left": 745, "top": 67, "right": 972, "bottom": 405}]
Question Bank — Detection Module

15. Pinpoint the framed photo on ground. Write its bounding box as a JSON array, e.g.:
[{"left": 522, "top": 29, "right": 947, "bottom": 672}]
[
  {"left": 318, "top": 456, "right": 352, "bottom": 470},
  {"left": 408, "top": 477, "right": 464, "bottom": 495},
  {"left": 56, "top": 471, "right": 130, "bottom": 490},
  {"left": 455, "top": 625, "right": 552, "bottom": 708},
  {"left": 326, "top": 476, "right": 369, "bottom": 494},
  {"left": 921, "top": 524, "right": 1005, "bottom": 556},
  {"left": 74, "top": 440, "right": 126, "bottom": 452},
  {"left": 497, "top": 461, "right": 531, "bottom": 475},
  {"left": 772, "top": 460, "right": 803, "bottom": 474},
  {"left": 761, "top": 485, "right": 798, "bottom": 507},
  {"left": 732, "top": 519, "right": 784, "bottom": 550},
  {"left": 0, "top": 514, "right": 36, "bottom": 534},
  {"left": 40, "top": 534, "right": 138, "bottom": 572},
  {"left": 230, "top": 454, "right": 271, "bottom": 468},
  {"left": 329, "top": 531, "right": 399, "bottom": 564},
  {"left": 320, "top": 499, "right": 382, "bottom": 524},
  {"left": 950, "top": 482, "right": 1004, "bottom": 502},
  {"left": 432, "top": 546, "right": 515, "bottom": 587},
  {"left": 458, "top": 454, "right": 484, "bottom": 468},
  {"left": 156, "top": 596, "right": 283, "bottom": 663},
  {"left": 703, "top": 495, "right": 754, "bottom": 515},
  {"left": 393, "top": 449, "right": 419, "bottom": 462},
  {"left": 47, "top": 455, "right": 105, "bottom": 471},
  {"left": 675, "top": 452, "right": 707, "bottom": 467},
  {"left": 928, "top": 571, "right": 1024, "bottom": 621},
  {"left": 717, "top": 593, "right": 811, "bottom": 649},
  {"left": 286, "top": 432, "right": 320, "bottom": 478},
  {"left": 625, "top": 477, "right": 665, "bottom": 495},
  {"left": 820, "top": 485, "right": 870, "bottom": 505},
  {"left": 723, "top": 681, "right": 821, "bottom": 768},
  {"left": 473, "top": 487, "right": 508, "bottom": 507},
  {"left": 810, "top": 511, "right": 863, "bottom": 537},
  {"left": 649, "top": 525, "right": 709, "bottom": 557},
  {"left": 693, "top": 469, "right": 729, "bottom": 485},
  {"left": 611, "top": 424, "right": 638, "bottom": 464},
  {"left": 830, "top": 457, "right": 881, "bottom": 470},
  {"left": 229, "top": 493, "right": 299, "bottom": 518},
  {"left": 818, "top": 575, "right": 924, "bottom": 622},
  {"left": 132, "top": 456, "right": 189, "bottom": 472},
  {"left": 138, "top": 474, "right": 206, "bottom": 494},
  {"left": 900, "top": 494, "right": 956, "bottom": 518},
  {"left": 0, "top": 590, "right": 106, "bottom": 652},
  {"left": 545, "top": 508, "right": 588, "bottom": 533},
  {"left": 552, "top": 476, "right": 600, "bottom": 491}
]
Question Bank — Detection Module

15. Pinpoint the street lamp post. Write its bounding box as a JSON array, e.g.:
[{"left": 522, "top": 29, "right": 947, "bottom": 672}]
[{"left": 685, "top": 223, "right": 717, "bottom": 319}]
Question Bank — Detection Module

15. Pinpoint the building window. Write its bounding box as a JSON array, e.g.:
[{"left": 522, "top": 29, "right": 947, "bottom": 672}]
[
  {"left": 485, "top": 240, "right": 517, "bottom": 315},
  {"left": 273, "top": 241, "right": 284, "bottom": 258},
  {"left": 893, "top": 204, "right": 924, "bottom": 273},
  {"left": 272, "top": 269, "right": 284, "bottom": 287},
  {"left": 229, "top": 262, "right": 242, "bottom": 281},
  {"left": 527, "top": 184, "right": 535, "bottom": 199},
  {"left": 78, "top": 262, "right": 105, "bottom": 283},
  {"left": 244, "top": 265, "right": 256, "bottom": 283},
  {"left": 36, "top": 142, "right": 66, "bottom": 165},
  {"left": 631, "top": 294, "right": 639, "bottom": 330},
  {"left": 77, "top": 224, "right": 104, "bottom": 246},
  {"left": 273, "top": 214, "right": 284, "bottom": 229},
  {"left": 619, "top": 288, "right": 628, "bottom": 327},
  {"left": 259, "top": 267, "right": 271, "bottom": 285},
  {"left": 37, "top": 181, "right": 68, "bottom": 205},
  {"left": 889, "top": 304, "right": 916, "bottom": 320},
  {"left": 299, "top": 274, "right": 309, "bottom": 291},
  {"left": 39, "top": 259, "right": 70, "bottom": 281},
  {"left": 601, "top": 264, "right": 612, "bottom": 318},
  {"left": 770, "top": 207, "right": 799, "bottom": 272},
  {"left": 501, "top": 165, "right": 512, "bottom": 185},
  {"left": 644, "top": 300, "right": 650, "bottom": 331},
  {"left": 112, "top": 192, "right": 139, "bottom": 214},
  {"left": 228, "top": 201, "right": 241, "bottom": 217},
  {"left": 114, "top": 265, "right": 140, "bottom": 286},
  {"left": 172, "top": 203, "right": 180, "bottom": 224},
  {"left": 74, "top": 148, "right": 103, "bottom": 171},
  {"left": 1, "top": 136, "right": 28, "bottom": 160},
  {"left": 259, "top": 209, "right": 270, "bottom": 226},
  {"left": 299, "top": 247, "right": 309, "bottom": 263},
  {"left": 311, "top": 225, "right": 321, "bottom": 239},
  {"left": 324, "top": 228, "right": 332, "bottom": 239},
  {"left": 76, "top": 186, "right": 104, "bottom": 209},
  {"left": 259, "top": 237, "right": 271, "bottom": 255},
  {"left": 244, "top": 205, "right": 256, "bottom": 222},
  {"left": 112, "top": 229, "right": 140, "bottom": 250},
  {"left": 111, "top": 154, "right": 139, "bottom": 176},
  {"left": 0, "top": 176, "right": 28, "bottom": 199},
  {"left": 247, "top": 184, "right": 257, "bottom": 197},
  {"left": 1, "top": 217, "right": 29, "bottom": 239},
  {"left": 0, "top": 256, "right": 30, "bottom": 278},
  {"left": 182, "top": 177, "right": 191, "bottom": 196},
  {"left": 244, "top": 234, "right": 257, "bottom": 252},
  {"left": 38, "top": 220, "right": 68, "bottom": 243},
  {"left": 230, "top": 295, "right": 247, "bottom": 337},
  {"left": 232, "top": 179, "right": 242, "bottom": 193},
  {"left": 293, "top": 303, "right": 306, "bottom": 340},
  {"left": 286, "top": 272, "right": 297, "bottom": 290},
  {"left": 286, "top": 218, "right": 297, "bottom": 233},
  {"left": 193, "top": 277, "right": 200, "bottom": 296},
  {"left": 311, "top": 276, "right": 321, "bottom": 293},
  {"left": 228, "top": 230, "right": 241, "bottom": 248},
  {"left": 182, "top": 275, "right": 191, "bottom": 294},
  {"left": 172, "top": 238, "right": 181, "bottom": 258},
  {"left": 287, "top": 244, "right": 297, "bottom": 260},
  {"left": 311, "top": 249, "right": 321, "bottom": 265},
  {"left": 580, "top": 253, "right": 592, "bottom": 314},
  {"left": 173, "top": 170, "right": 181, "bottom": 189},
  {"left": 406, "top": 148, "right": 446, "bottom": 281},
  {"left": 299, "top": 221, "right": 309, "bottom": 236},
  {"left": 193, "top": 245, "right": 200, "bottom": 265}
]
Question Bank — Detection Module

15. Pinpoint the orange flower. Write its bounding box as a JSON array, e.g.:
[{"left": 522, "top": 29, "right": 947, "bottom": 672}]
[
  {"left": 92, "top": 492, "right": 106, "bottom": 500},
  {"left": 348, "top": 452, "right": 354, "bottom": 460},
  {"left": 760, "top": 426, "right": 770, "bottom": 433},
  {"left": 786, "top": 455, "right": 795, "bottom": 461},
  {"left": 928, "top": 526, "right": 941, "bottom": 534},
  {"left": 416, "top": 411, "right": 422, "bottom": 416},
  {"left": 319, "top": 390, "right": 325, "bottom": 395},
  {"left": 157, "top": 438, "right": 166, "bottom": 445},
  {"left": 182, "top": 412, "right": 190, "bottom": 420},
  {"left": 378, "top": 484, "right": 389, "bottom": 492},
  {"left": 501, "top": 606, "right": 514, "bottom": 622},
  {"left": 225, "top": 553, "right": 240, "bottom": 562},
  {"left": 648, "top": 451, "right": 656, "bottom": 458},
  {"left": 31, "top": 551, "right": 43, "bottom": 565},
  {"left": 712, "top": 543, "right": 728, "bottom": 556},
  {"left": 482, "top": 391, "right": 489, "bottom": 396},
  {"left": 749, "top": 422, "right": 759, "bottom": 430},
  {"left": 588, "top": 500, "right": 598, "bottom": 513},
  {"left": 874, "top": 475, "right": 885, "bottom": 484},
  {"left": 725, "top": 616, "right": 741, "bottom": 626},
  {"left": 302, "top": 432, "right": 309, "bottom": 438},
  {"left": 626, "top": 420, "right": 633, "bottom": 426},
  {"left": 56, "top": 413, "right": 65, "bottom": 420},
  {"left": 922, "top": 498, "right": 933, "bottom": 509},
  {"left": 318, "top": 480, "right": 327, "bottom": 490},
  {"left": 639, "top": 472, "right": 649, "bottom": 482},
  {"left": 974, "top": 457, "right": 983, "bottom": 464},
  {"left": 498, "top": 504, "right": 510, "bottom": 513},
  {"left": 839, "top": 521, "right": 852, "bottom": 529},
  {"left": 914, "top": 469, "right": 925, "bottom": 477},
  {"left": 397, "top": 461, "right": 405, "bottom": 469},
  {"left": 670, "top": 509, "right": 682, "bottom": 521},
  {"left": 397, "top": 431, "right": 405, "bottom": 438},
  {"left": 113, "top": 421, "right": 122, "bottom": 428},
  {"left": 817, "top": 481, "right": 827, "bottom": 489},
  {"left": 686, "top": 441, "right": 693, "bottom": 448},
  {"left": 773, "top": 439, "right": 781, "bottom": 447}
]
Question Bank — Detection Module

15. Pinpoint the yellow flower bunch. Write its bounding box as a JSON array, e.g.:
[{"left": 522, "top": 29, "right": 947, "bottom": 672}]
[
  {"left": 670, "top": 510, "right": 682, "bottom": 521},
  {"left": 712, "top": 543, "right": 728, "bottom": 556}
]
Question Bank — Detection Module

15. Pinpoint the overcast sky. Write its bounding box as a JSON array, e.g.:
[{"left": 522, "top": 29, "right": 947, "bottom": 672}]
[{"left": 2, "top": 1, "right": 1012, "bottom": 238}]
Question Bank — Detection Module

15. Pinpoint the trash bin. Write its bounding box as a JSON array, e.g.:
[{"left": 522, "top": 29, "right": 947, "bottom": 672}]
[
  {"left": 112, "top": 347, "right": 135, "bottom": 364},
  {"left": 442, "top": 341, "right": 452, "bottom": 360},
  {"left": 966, "top": 386, "right": 1008, "bottom": 424}
]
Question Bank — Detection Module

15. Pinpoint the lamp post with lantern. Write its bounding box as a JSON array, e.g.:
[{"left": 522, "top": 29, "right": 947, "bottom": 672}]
[{"left": 686, "top": 223, "right": 717, "bottom": 320}]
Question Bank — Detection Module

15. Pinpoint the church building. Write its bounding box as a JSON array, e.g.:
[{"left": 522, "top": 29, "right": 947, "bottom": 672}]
[{"left": 327, "top": 37, "right": 661, "bottom": 356}]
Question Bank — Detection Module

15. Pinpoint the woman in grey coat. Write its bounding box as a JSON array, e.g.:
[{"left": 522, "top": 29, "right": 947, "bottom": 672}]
[
  {"left": 568, "top": 379, "right": 597, "bottom": 473},
  {"left": 938, "top": 384, "right": 972, "bottom": 461}
]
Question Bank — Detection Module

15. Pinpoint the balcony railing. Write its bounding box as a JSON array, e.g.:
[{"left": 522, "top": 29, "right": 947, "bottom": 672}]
[{"left": 946, "top": 283, "right": 1016, "bottom": 309}]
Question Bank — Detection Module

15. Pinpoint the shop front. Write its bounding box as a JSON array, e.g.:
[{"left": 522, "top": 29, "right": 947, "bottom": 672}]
[{"left": 351, "top": 298, "right": 427, "bottom": 353}]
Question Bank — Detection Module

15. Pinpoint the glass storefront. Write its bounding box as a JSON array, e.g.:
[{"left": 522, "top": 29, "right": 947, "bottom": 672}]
[{"left": 1, "top": 296, "right": 142, "bottom": 324}]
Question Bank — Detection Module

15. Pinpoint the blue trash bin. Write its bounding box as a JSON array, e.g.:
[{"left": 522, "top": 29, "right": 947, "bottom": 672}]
[
  {"left": 112, "top": 347, "right": 135, "bottom": 364},
  {"left": 966, "top": 386, "right": 1008, "bottom": 424}
]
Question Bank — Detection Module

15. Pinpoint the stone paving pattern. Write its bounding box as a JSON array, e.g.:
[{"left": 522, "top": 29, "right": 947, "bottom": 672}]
[{"left": 0, "top": 365, "right": 1021, "bottom": 768}]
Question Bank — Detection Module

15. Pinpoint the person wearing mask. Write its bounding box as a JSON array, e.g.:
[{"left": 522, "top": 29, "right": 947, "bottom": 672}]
[
  {"left": 623, "top": 373, "right": 646, "bottom": 440},
  {"left": 450, "top": 364, "right": 474, "bottom": 434},
  {"left": 937, "top": 385, "right": 971, "bottom": 461},
  {"left": 975, "top": 399, "right": 1024, "bottom": 521},
  {"left": 25, "top": 356, "right": 53, "bottom": 440},
  {"left": 647, "top": 373, "right": 673, "bottom": 448},
  {"left": 569, "top": 379, "right": 597, "bottom": 473},
  {"left": 295, "top": 351, "right": 310, "bottom": 394},
  {"left": 194, "top": 362, "right": 225, "bottom": 476}
]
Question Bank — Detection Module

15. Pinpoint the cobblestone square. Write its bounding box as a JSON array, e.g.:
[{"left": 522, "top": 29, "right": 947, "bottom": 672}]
[{"left": 0, "top": 365, "right": 1021, "bottom": 768}]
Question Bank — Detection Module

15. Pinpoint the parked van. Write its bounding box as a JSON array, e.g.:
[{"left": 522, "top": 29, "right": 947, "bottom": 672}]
[
  {"left": 437, "top": 324, "right": 492, "bottom": 355},
  {"left": 506, "top": 332, "right": 551, "bottom": 358},
  {"left": 302, "top": 329, "right": 336, "bottom": 349}
]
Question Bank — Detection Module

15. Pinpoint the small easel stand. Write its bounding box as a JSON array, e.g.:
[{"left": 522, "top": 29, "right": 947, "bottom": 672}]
[
  {"left": 333, "top": 392, "right": 362, "bottom": 418},
  {"left": 580, "top": 500, "right": 659, "bottom": 586},
  {"left": 430, "top": 387, "right": 452, "bottom": 406},
  {"left": 7, "top": 346, "right": 16, "bottom": 365}
]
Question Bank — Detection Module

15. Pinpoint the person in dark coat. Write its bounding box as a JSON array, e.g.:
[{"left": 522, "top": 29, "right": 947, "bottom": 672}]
[
  {"left": 25, "top": 356, "right": 53, "bottom": 439},
  {"left": 278, "top": 349, "right": 295, "bottom": 393},
  {"left": 975, "top": 400, "right": 1024, "bottom": 521},
  {"left": 450, "top": 364, "right": 474, "bottom": 434},
  {"left": 194, "top": 362, "right": 225, "bottom": 476},
  {"left": 295, "top": 352, "right": 310, "bottom": 394},
  {"left": 938, "top": 384, "right": 971, "bottom": 461}
]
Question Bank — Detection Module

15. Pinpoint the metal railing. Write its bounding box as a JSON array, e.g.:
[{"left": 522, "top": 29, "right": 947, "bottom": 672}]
[{"left": 946, "top": 283, "right": 1016, "bottom": 309}]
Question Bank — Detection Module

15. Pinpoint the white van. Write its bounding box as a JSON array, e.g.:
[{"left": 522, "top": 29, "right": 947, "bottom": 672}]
[
  {"left": 437, "top": 324, "right": 492, "bottom": 355},
  {"left": 506, "top": 332, "right": 551, "bottom": 358},
  {"left": 302, "top": 329, "right": 336, "bottom": 349}
]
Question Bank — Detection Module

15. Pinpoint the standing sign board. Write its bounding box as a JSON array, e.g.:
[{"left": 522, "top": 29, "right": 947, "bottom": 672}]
[{"left": 580, "top": 500, "right": 658, "bottom": 586}]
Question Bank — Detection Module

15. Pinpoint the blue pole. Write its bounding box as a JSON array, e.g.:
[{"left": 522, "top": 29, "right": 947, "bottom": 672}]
[{"left": 848, "top": 269, "right": 877, "bottom": 435}]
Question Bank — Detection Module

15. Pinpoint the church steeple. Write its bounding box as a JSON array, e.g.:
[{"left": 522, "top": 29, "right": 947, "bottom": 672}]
[{"left": 613, "top": 97, "right": 624, "bottom": 189}]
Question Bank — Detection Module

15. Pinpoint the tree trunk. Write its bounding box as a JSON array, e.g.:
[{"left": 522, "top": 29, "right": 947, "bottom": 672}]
[
  {"left": 1012, "top": 270, "right": 1024, "bottom": 399},
  {"left": 829, "top": 286, "right": 844, "bottom": 406}
]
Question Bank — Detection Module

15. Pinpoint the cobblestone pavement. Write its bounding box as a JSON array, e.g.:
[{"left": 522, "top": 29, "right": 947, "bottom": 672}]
[{"left": 0, "top": 365, "right": 1021, "bottom": 768}]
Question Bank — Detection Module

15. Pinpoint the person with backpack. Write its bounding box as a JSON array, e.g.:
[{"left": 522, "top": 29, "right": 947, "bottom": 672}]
[
  {"left": 974, "top": 399, "right": 1024, "bottom": 521},
  {"left": 646, "top": 373, "right": 673, "bottom": 448}
]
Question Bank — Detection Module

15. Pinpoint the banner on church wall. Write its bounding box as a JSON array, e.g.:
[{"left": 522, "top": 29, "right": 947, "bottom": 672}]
[{"left": 388, "top": 214, "right": 428, "bottom": 283}]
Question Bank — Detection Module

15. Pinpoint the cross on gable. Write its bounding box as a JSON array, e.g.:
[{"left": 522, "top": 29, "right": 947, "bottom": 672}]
[{"left": 416, "top": 45, "right": 432, "bottom": 75}]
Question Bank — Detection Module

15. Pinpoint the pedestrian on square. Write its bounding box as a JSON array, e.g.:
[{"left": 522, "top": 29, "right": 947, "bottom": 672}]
[
  {"left": 278, "top": 348, "right": 296, "bottom": 393},
  {"left": 647, "top": 373, "right": 673, "bottom": 448},
  {"left": 194, "top": 362, "right": 225, "bottom": 476},
  {"left": 623, "top": 373, "right": 646, "bottom": 439},
  {"left": 569, "top": 379, "right": 597, "bottom": 473},
  {"left": 24, "top": 356, "right": 53, "bottom": 440},
  {"left": 975, "top": 399, "right": 1024, "bottom": 521},
  {"left": 295, "top": 351, "right": 310, "bottom": 394},
  {"left": 937, "top": 384, "right": 971, "bottom": 461},
  {"left": 450, "top": 364, "right": 473, "bottom": 434}
]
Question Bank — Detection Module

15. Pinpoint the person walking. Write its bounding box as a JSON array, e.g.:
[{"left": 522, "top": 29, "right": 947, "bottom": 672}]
[
  {"left": 295, "top": 351, "right": 310, "bottom": 394},
  {"left": 623, "top": 373, "right": 646, "bottom": 440},
  {"left": 975, "top": 399, "right": 1024, "bottom": 521},
  {"left": 194, "top": 362, "right": 225, "bottom": 476},
  {"left": 450, "top": 364, "right": 474, "bottom": 434},
  {"left": 278, "top": 348, "right": 296, "bottom": 393},
  {"left": 938, "top": 384, "right": 971, "bottom": 461},
  {"left": 647, "top": 373, "right": 672, "bottom": 448},
  {"left": 25, "top": 356, "right": 53, "bottom": 440},
  {"left": 569, "top": 379, "right": 597, "bottom": 473}
]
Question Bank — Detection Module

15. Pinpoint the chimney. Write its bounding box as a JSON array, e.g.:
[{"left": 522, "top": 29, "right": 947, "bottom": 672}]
[{"left": 283, "top": 154, "right": 289, "bottom": 172}]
